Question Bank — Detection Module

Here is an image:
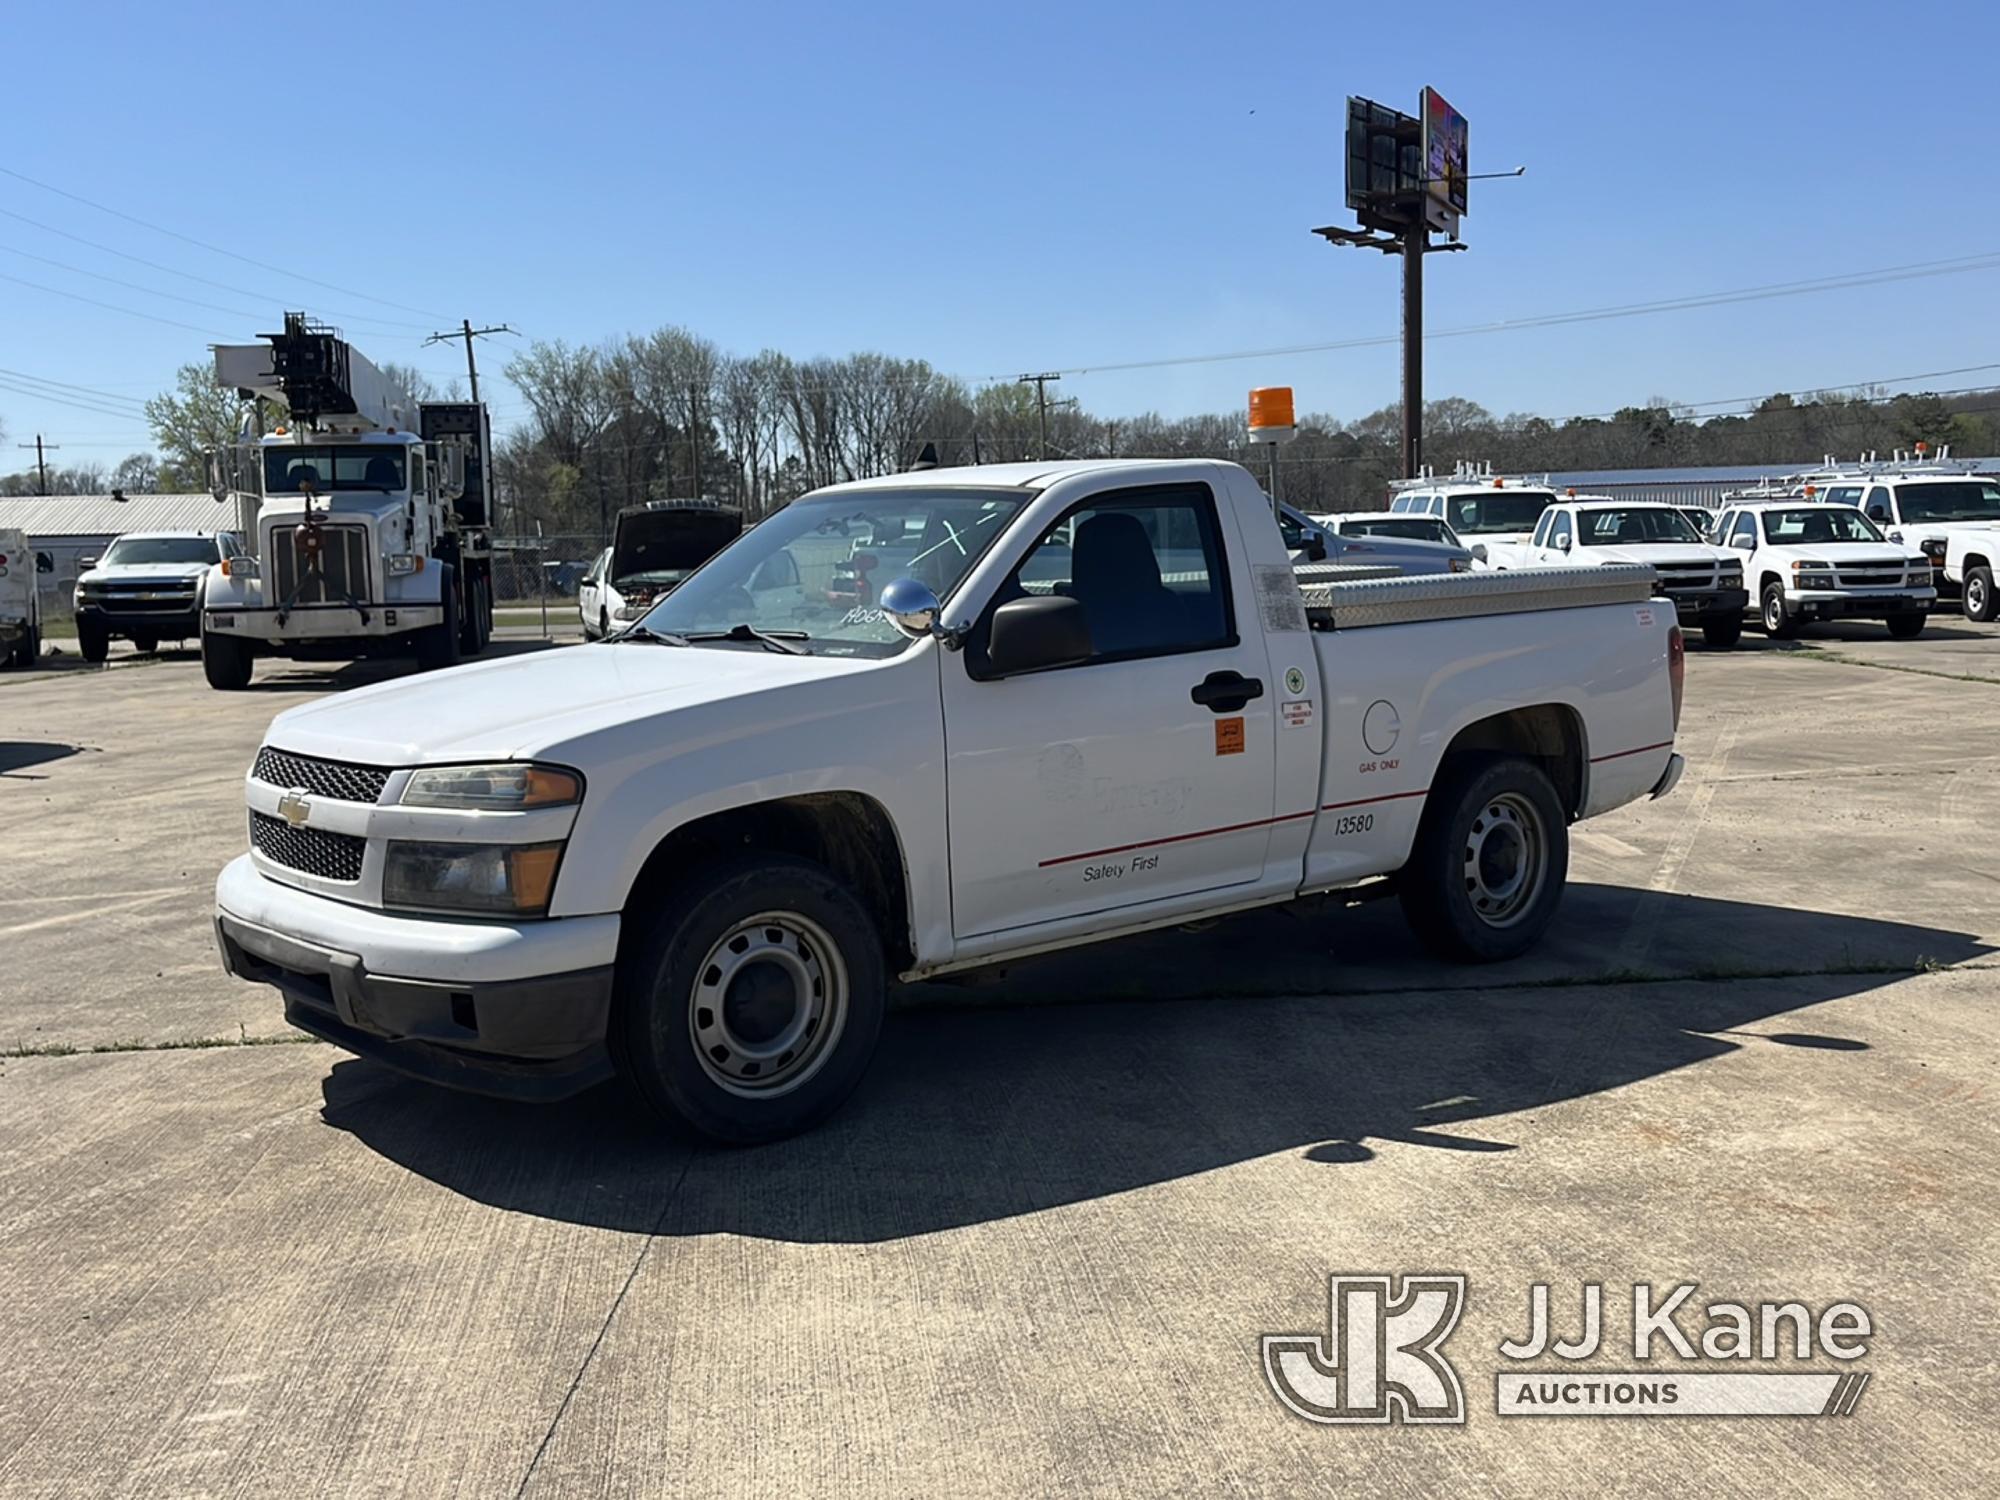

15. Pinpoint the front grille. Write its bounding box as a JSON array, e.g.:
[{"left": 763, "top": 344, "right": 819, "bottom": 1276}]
[
  {"left": 252, "top": 746, "right": 391, "bottom": 804},
  {"left": 84, "top": 582, "right": 199, "bottom": 613},
  {"left": 1653, "top": 563, "right": 1716, "bottom": 589},
  {"left": 268, "top": 523, "right": 369, "bottom": 605},
  {"left": 1837, "top": 568, "right": 1910, "bottom": 588},
  {"left": 249, "top": 810, "right": 365, "bottom": 882}
]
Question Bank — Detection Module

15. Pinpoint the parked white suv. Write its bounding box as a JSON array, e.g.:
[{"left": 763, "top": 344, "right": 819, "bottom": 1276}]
[
  {"left": 1523, "top": 500, "right": 1749, "bottom": 647},
  {"left": 1710, "top": 500, "right": 1933, "bottom": 639}
]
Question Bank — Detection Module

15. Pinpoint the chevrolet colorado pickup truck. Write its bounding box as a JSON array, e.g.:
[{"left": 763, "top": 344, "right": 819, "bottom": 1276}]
[
  {"left": 215, "top": 458, "right": 1686, "bottom": 1143},
  {"left": 1521, "top": 499, "right": 1749, "bottom": 647}
]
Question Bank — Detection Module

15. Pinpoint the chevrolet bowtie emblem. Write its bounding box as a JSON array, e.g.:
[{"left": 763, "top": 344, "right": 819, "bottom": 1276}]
[{"left": 277, "top": 788, "right": 312, "bottom": 829}]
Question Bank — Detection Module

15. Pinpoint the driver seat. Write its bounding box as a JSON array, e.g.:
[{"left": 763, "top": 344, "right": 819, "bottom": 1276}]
[{"left": 1069, "top": 513, "right": 1185, "bottom": 655}]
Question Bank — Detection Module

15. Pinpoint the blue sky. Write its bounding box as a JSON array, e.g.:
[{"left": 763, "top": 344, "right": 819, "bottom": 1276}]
[{"left": 5, "top": 0, "right": 1998, "bottom": 466}]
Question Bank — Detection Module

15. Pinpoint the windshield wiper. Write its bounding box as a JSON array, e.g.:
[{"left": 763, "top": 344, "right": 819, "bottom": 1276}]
[
  {"left": 685, "top": 623, "right": 811, "bottom": 655},
  {"left": 610, "top": 623, "right": 691, "bottom": 646}
]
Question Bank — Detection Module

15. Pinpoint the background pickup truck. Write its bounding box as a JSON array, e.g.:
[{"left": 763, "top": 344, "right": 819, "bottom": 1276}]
[
  {"left": 1521, "top": 498, "right": 1749, "bottom": 648},
  {"left": 215, "top": 458, "right": 1686, "bottom": 1143}
]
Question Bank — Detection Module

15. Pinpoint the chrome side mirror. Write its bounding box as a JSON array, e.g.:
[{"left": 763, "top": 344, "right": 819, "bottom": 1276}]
[{"left": 879, "top": 576, "right": 943, "bottom": 641}]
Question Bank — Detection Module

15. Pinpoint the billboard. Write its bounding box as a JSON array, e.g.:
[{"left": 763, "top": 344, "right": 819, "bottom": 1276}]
[
  {"left": 1344, "top": 97, "right": 1425, "bottom": 234},
  {"left": 1421, "top": 86, "right": 1468, "bottom": 233}
]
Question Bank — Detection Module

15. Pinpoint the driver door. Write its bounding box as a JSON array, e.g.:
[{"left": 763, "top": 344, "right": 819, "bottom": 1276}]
[{"left": 940, "top": 481, "right": 1281, "bottom": 939}]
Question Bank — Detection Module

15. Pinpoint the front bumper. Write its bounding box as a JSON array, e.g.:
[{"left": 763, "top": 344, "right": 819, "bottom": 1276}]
[
  {"left": 1783, "top": 588, "right": 1934, "bottom": 619},
  {"left": 76, "top": 600, "right": 199, "bottom": 636},
  {"left": 203, "top": 602, "right": 444, "bottom": 642},
  {"left": 1663, "top": 587, "right": 1748, "bottom": 618},
  {"left": 215, "top": 854, "right": 619, "bottom": 1102}
]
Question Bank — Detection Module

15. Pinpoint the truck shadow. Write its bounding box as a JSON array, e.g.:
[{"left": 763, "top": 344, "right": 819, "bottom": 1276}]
[{"left": 316, "top": 888, "right": 1987, "bottom": 1243}]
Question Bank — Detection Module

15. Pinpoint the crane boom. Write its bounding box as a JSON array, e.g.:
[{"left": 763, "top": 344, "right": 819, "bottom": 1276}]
[{"left": 213, "top": 312, "right": 417, "bottom": 432}]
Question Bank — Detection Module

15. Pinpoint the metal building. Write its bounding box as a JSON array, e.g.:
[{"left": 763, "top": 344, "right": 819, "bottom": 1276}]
[{"left": 0, "top": 493, "right": 229, "bottom": 607}]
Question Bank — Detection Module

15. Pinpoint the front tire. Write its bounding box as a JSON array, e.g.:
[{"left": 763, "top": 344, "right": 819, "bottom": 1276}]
[
  {"left": 77, "top": 618, "right": 110, "bottom": 663},
  {"left": 1964, "top": 566, "right": 1996, "bottom": 622},
  {"left": 1761, "top": 582, "right": 1799, "bottom": 639},
  {"left": 1399, "top": 755, "right": 1570, "bottom": 963},
  {"left": 130, "top": 633, "right": 158, "bottom": 654},
  {"left": 10, "top": 624, "right": 37, "bottom": 668},
  {"left": 1700, "top": 613, "right": 1743, "bottom": 649},
  {"left": 1887, "top": 611, "right": 1926, "bottom": 639},
  {"left": 416, "top": 567, "right": 462, "bottom": 671},
  {"left": 200, "top": 626, "right": 254, "bottom": 690},
  {"left": 611, "top": 853, "right": 887, "bottom": 1144}
]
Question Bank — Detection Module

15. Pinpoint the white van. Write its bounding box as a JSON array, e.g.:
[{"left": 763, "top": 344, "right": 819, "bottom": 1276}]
[{"left": 0, "top": 527, "right": 48, "bottom": 669}]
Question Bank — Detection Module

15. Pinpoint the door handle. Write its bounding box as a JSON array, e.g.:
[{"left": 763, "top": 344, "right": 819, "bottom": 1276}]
[{"left": 1190, "top": 670, "right": 1264, "bottom": 713}]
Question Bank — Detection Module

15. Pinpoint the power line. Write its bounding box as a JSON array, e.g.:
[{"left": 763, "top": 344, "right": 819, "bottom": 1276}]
[
  {"left": 0, "top": 164, "right": 450, "bottom": 321},
  {"left": 0, "top": 377, "right": 151, "bottom": 423},
  {"left": 0, "top": 240, "right": 272, "bottom": 324},
  {"left": 1046, "top": 252, "right": 2000, "bottom": 378},
  {"left": 0, "top": 268, "right": 242, "bottom": 338},
  {"left": 0, "top": 366, "right": 147, "bottom": 412},
  {"left": 0, "top": 207, "right": 434, "bottom": 335}
]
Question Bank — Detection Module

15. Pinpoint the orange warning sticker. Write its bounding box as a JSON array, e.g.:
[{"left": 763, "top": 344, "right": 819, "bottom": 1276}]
[{"left": 1215, "top": 716, "right": 1245, "bottom": 756}]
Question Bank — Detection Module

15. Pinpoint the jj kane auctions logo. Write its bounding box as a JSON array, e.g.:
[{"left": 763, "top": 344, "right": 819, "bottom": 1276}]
[{"left": 1264, "top": 1275, "right": 1873, "bottom": 1423}]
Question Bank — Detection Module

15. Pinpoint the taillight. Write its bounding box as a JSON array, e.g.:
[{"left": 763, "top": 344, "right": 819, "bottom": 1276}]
[{"left": 1667, "top": 624, "right": 1685, "bottom": 733}]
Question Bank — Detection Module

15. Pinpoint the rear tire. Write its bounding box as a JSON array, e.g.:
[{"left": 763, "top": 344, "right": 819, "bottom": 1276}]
[
  {"left": 458, "top": 572, "right": 490, "bottom": 654},
  {"left": 1700, "top": 613, "right": 1743, "bottom": 649},
  {"left": 9, "top": 624, "right": 36, "bottom": 668},
  {"left": 200, "top": 625, "right": 254, "bottom": 690},
  {"left": 1887, "top": 611, "right": 1926, "bottom": 639},
  {"left": 1964, "top": 566, "right": 1996, "bottom": 622},
  {"left": 1761, "top": 582, "right": 1799, "bottom": 639},
  {"left": 1398, "top": 755, "right": 1570, "bottom": 963},
  {"left": 417, "top": 567, "right": 462, "bottom": 671},
  {"left": 77, "top": 618, "right": 110, "bottom": 663},
  {"left": 130, "top": 633, "right": 158, "bottom": 654},
  {"left": 611, "top": 852, "right": 887, "bottom": 1144}
]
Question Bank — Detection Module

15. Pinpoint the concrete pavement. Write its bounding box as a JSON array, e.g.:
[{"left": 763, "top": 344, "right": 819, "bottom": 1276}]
[{"left": 2, "top": 627, "right": 1998, "bottom": 1495}]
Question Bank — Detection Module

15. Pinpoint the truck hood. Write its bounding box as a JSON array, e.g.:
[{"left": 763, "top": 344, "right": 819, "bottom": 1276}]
[
  {"left": 1577, "top": 544, "right": 1731, "bottom": 568},
  {"left": 77, "top": 561, "right": 212, "bottom": 585},
  {"left": 1765, "top": 545, "right": 1921, "bottom": 567},
  {"left": 611, "top": 506, "right": 742, "bottom": 584},
  {"left": 265, "top": 642, "right": 874, "bottom": 764}
]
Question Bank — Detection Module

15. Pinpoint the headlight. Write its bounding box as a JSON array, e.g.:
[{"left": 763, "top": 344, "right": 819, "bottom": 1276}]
[
  {"left": 383, "top": 840, "right": 566, "bottom": 915},
  {"left": 222, "top": 556, "right": 259, "bottom": 579},
  {"left": 386, "top": 553, "right": 424, "bottom": 577},
  {"left": 400, "top": 762, "right": 582, "bottom": 810},
  {"left": 1910, "top": 570, "right": 1934, "bottom": 587}
]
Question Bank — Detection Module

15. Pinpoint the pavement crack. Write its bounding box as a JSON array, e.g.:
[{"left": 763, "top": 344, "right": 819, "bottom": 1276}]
[
  {"left": 512, "top": 1152, "right": 696, "bottom": 1499},
  {"left": 1, "top": 1033, "right": 325, "bottom": 1059}
]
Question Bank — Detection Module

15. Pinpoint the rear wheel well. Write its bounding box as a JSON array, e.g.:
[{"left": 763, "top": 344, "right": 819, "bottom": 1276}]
[
  {"left": 1437, "top": 704, "right": 1585, "bottom": 818},
  {"left": 621, "top": 794, "right": 914, "bottom": 972}
]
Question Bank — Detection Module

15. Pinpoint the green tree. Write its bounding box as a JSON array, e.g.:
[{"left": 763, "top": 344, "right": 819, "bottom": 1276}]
[{"left": 145, "top": 362, "right": 252, "bottom": 490}]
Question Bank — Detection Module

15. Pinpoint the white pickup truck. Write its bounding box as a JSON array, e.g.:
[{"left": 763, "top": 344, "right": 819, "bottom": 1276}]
[
  {"left": 214, "top": 458, "right": 1686, "bottom": 1142},
  {"left": 1814, "top": 466, "right": 2000, "bottom": 620},
  {"left": 1519, "top": 498, "right": 1749, "bottom": 648}
]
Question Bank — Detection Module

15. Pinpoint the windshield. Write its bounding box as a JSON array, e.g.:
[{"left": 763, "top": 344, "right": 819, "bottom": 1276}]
[
  {"left": 1447, "top": 491, "right": 1554, "bottom": 535},
  {"left": 263, "top": 446, "right": 408, "bottom": 494},
  {"left": 1345, "top": 516, "right": 1446, "bottom": 541},
  {"left": 100, "top": 536, "right": 219, "bottom": 567},
  {"left": 636, "top": 486, "right": 1030, "bottom": 657},
  {"left": 1576, "top": 507, "right": 1702, "bottom": 545},
  {"left": 1761, "top": 508, "right": 1886, "bottom": 544},
  {"left": 1893, "top": 481, "right": 2000, "bottom": 523}
]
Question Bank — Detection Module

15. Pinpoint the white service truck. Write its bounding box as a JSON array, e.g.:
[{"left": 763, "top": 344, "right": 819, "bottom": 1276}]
[
  {"left": 214, "top": 458, "right": 1686, "bottom": 1143},
  {"left": 1520, "top": 498, "right": 1749, "bottom": 647},
  {"left": 1809, "top": 456, "right": 2000, "bottom": 620},
  {"left": 1388, "top": 466, "right": 1561, "bottom": 569},
  {"left": 199, "top": 314, "right": 496, "bottom": 689},
  {"left": 0, "top": 527, "right": 47, "bottom": 669}
]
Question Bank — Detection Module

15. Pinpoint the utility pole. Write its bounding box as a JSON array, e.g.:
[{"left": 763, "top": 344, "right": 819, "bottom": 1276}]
[
  {"left": 16, "top": 435, "right": 59, "bottom": 496},
  {"left": 1017, "top": 372, "right": 1078, "bottom": 461},
  {"left": 688, "top": 382, "right": 703, "bottom": 499},
  {"left": 424, "top": 319, "right": 516, "bottom": 404}
]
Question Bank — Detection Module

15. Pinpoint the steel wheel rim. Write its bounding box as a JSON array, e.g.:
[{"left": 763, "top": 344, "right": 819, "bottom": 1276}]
[
  {"left": 1970, "top": 577, "right": 1987, "bottom": 615},
  {"left": 1463, "top": 792, "right": 1546, "bottom": 929},
  {"left": 687, "top": 910, "right": 848, "bottom": 1097},
  {"left": 1764, "top": 591, "right": 1784, "bottom": 631}
]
